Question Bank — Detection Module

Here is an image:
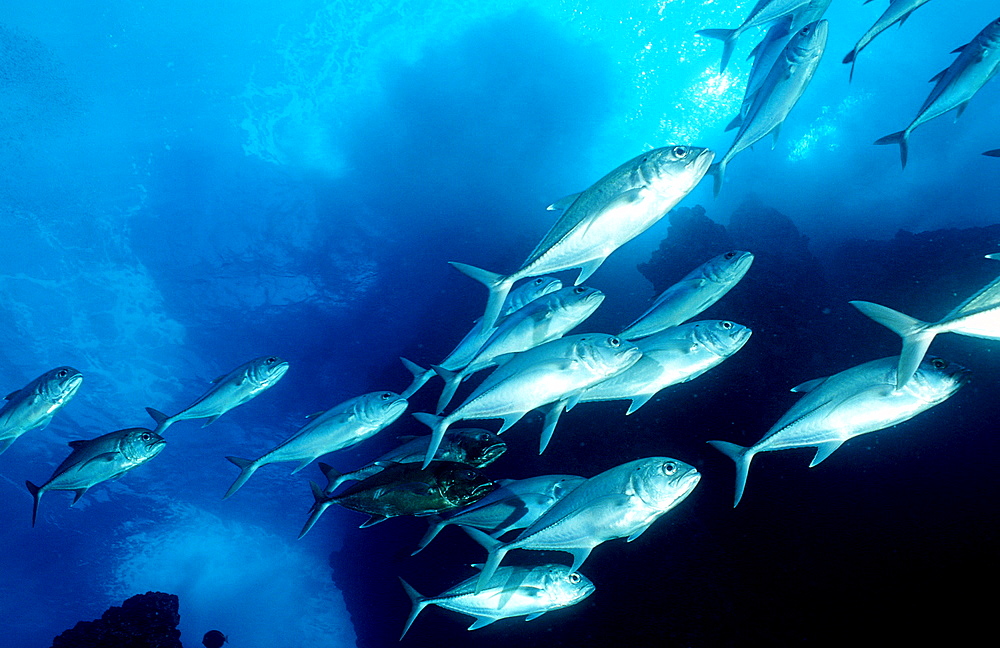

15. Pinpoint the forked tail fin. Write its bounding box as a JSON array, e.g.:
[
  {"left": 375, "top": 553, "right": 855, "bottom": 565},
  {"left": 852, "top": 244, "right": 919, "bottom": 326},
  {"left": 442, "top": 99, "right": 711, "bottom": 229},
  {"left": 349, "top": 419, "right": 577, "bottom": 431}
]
[
  {"left": 850, "top": 300, "right": 934, "bottom": 389},
  {"left": 398, "top": 578, "right": 430, "bottom": 640},
  {"left": 707, "top": 440, "right": 755, "bottom": 507},
  {"left": 449, "top": 262, "right": 515, "bottom": 331},
  {"left": 412, "top": 412, "right": 450, "bottom": 469},
  {"left": 223, "top": 456, "right": 260, "bottom": 499},
  {"left": 697, "top": 28, "right": 738, "bottom": 73},
  {"left": 462, "top": 526, "right": 508, "bottom": 594},
  {"left": 26, "top": 480, "right": 42, "bottom": 527},
  {"left": 874, "top": 130, "right": 909, "bottom": 169}
]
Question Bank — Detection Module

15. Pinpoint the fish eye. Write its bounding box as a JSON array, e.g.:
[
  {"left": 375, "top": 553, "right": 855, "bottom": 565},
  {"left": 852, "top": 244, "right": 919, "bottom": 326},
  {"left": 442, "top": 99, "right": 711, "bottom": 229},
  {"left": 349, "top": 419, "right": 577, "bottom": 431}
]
[
  {"left": 662, "top": 462, "right": 677, "bottom": 475},
  {"left": 672, "top": 146, "right": 687, "bottom": 158},
  {"left": 141, "top": 433, "right": 151, "bottom": 441},
  {"left": 932, "top": 358, "right": 947, "bottom": 370},
  {"left": 477, "top": 432, "right": 489, "bottom": 441},
  {"left": 265, "top": 357, "right": 277, "bottom": 365},
  {"left": 721, "top": 321, "right": 733, "bottom": 329},
  {"left": 56, "top": 369, "right": 69, "bottom": 378},
  {"left": 724, "top": 251, "right": 736, "bottom": 259},
  {"left": 608, "top": 337, "right": 620, "bottom": 347},
  {"left": 574, "top": 286, "right": 586, "bottom": 294},
  {"left": 533, "top": 278, "right": 544, "bottom": 285},
  {"left": 381, "top": 392, "right": 392, "bottom": 400},
  {"left": 458, "top": 470, "right": 477, "bottom": 481},
  {"left": 569, "top": 573, "right": 581, "bottom": 583}
]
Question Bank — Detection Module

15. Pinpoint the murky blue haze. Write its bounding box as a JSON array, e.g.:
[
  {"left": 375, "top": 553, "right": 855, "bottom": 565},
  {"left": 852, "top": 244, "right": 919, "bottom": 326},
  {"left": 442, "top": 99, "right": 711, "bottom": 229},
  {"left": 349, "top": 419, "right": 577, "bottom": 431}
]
[{"left": 1, "top": 1, "right": 997, "bottom": 646}]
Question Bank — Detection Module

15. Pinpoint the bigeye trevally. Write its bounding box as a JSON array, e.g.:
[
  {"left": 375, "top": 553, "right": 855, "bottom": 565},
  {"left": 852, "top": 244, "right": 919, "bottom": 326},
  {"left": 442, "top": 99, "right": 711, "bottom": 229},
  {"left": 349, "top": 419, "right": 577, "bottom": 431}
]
[
  {"left": 843, "top": 0, "right": 933, "bottom": 81},
  {"left": 708, "top": 355, "right": 969, "bottom": 507},
  {"left": 851, "top": 253, "right": 1000, "bottom": 389},
  {"left": 0, "top": 366, "right": 83, "bottom": 455},
  {"left": 146, "top": 355, "right": 289, "bottom": 434},
  {"left": 452, "top": 146, "right": 713, "bottom": 330}
]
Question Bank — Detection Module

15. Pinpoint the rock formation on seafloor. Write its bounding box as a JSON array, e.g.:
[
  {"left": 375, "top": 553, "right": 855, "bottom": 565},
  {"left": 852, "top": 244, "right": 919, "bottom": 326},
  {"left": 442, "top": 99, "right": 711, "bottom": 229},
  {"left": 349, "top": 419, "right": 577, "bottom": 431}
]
[{"left": 51, "top": 591, "right": 182, "bottom": 648}]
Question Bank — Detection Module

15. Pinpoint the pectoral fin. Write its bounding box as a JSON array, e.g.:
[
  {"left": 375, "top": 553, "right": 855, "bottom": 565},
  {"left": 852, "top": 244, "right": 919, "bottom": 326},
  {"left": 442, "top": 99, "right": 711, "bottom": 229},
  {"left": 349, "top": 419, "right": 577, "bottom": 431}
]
[
  {"left": 790, "top": 377, "right": 828, "bottom": 393},
  {"left": 546, "top": 192, "right": 582, "bottom": 212},
  {"left": 575, "top": 257, "right": 608, "bottom": 285},
  {"left": 359, "top": 514, "right": 388, "bottom": 528},
  {"left": 4, "top": 390, "right": 20, "bottom": 401},
  {"left": 626, "top": 393, "right": 654, "bottom": 415},
  {"left": 82, "top": 452, "right": 119, "bottom": 468},
  {"left": 202, "top": 415, "right": 221, "bottom": 427},
  {"left": 71, "top": 488, "right": 90, "bottom": 505},
  {"left": 468, "top": 616, "right": 498, "bottom": 630}
]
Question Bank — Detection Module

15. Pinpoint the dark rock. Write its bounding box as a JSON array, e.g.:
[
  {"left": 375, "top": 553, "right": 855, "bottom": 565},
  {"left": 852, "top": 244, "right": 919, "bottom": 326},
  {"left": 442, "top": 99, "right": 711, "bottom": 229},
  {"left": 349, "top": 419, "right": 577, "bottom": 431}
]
[{"left": 51, "top": 591, "right": 182, "bottom": 648}]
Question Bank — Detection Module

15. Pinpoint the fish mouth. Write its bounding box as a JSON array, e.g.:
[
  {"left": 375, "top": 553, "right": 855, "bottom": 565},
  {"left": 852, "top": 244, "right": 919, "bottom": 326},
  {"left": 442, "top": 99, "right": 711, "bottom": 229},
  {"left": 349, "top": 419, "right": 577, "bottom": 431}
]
[
  {"left": 689, "top": 148, "right": 715, "bottom": 176},
  {"left": 148, "top": 439, "right": 168, "bottom": 456},
  {"left": 59, "top": 374, "right": 85, "bottom": 398},
  {"left": 478, "top": 442, "right": 507, "bottom": 465},
  {"left": 471, "top": 481, "right": 499, "bottom": 499}
]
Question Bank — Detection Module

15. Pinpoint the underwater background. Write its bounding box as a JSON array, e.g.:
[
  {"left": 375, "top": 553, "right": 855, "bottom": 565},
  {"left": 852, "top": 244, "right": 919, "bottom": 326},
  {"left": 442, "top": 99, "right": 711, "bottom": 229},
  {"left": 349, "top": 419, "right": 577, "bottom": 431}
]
[{"left": 1, "top": 1, "right": 997, "bottom": 646}]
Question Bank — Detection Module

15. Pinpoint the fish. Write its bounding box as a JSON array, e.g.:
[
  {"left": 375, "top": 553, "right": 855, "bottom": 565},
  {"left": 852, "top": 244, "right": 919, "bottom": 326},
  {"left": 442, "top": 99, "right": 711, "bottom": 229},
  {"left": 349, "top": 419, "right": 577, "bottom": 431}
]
[
  {"left": 434, "top": 285, "right": 605, "bottom": 413},
  {"left": 413, "top": 334, "right": 642, "bottom": 467},
  {"left": 145, "top": 355, "right": 289, "bottom": 434},
  {"left": 399, "top": 564, "right": 595, "bottom": 638},
  {"left": 850, "top": 254, "right": 1000, "bottom": 388},
  {"left": 467, "top": 457, "right": 700, "bottom": 591},
  {"left": 412, "top": 474, "right": 585, "bottom": 555},
  {"left": 620, "top": 251, "right": 754, "bottom": 339},
  {"left": 710, "top": 20, "right": 829, "bottom": 196},
  {"left": 708, "top": 355, "right": 969, "bottom": 507},
  {"left": 984, "top": 149, "right": 1000, "bottom": 156},
  {"left": 697, "top": 0, "right": 813, "bottom": 73},
  {"left": 452, "top": 145, "right": 713, "bottom": 330},
  {"left": 25, "top": 427, "right": 166, "bottom": 526},
  {"left": 0, "top": 366, "right": 83, "bottom": 455},
  {"left": 875, "top": 16, "right": 1000, "bottom": 168},
  {"left": 304, "top": 461, "right": 497, "bottom": 532},
  {"left": 583, "top": 320, "right": 752, "bottom": 414},
  {"left": 317, "top": 428, "right": 506, "bottom": 495},
  {"left": 843, "top": 0, "right": 933, "bottom": 81},
  {"left": 400, "top": 277, "right": 562, "bottom": 399},
  {"left": 223, "top": 391, "right": 407, "bottom": 498}
]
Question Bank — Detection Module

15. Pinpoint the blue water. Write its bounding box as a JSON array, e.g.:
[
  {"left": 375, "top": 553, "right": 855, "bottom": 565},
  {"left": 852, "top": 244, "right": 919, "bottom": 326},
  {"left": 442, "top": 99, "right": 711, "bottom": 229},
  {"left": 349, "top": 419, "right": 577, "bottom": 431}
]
[{"left": 1, "top": 1, "right": 997, "bottom": 646}]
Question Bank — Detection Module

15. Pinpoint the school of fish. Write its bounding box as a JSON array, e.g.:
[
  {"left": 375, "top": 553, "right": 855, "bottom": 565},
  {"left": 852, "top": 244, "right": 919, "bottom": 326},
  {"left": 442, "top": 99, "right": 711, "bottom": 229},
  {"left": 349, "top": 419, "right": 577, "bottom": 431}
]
[{"left": 4, "top": 1, "right": 997, "bottom": 639}]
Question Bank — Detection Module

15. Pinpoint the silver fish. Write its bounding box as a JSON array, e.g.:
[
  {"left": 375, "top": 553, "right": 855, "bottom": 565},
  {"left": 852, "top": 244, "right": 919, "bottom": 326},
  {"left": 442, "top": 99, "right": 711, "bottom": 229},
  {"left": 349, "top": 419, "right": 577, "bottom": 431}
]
[
  {"left": 708, "top": 355, "right": 969, "bottom": 507},
  {"left": 434, "top": 285, "right": 605, "bottom": 413},
  {"left": 399, "top": 564, "right": 594, "bottom": 638},
  {"left": 584, "top": 320, "right": 752, "bottom": 413},
  {"left": 875, "top": 16, "right": 1000, "bottom": 168},
  {"left": 453, "top": 146, "right": 713, "bottom": 330},
  {"left": 413, "top": 334, "right": 642, "bottom": 467},
  {"left": 620, "top": 251, "right": 753, "bottom": 339},
  {"left": 468, "top": 457, "right": 700, "bottom": 591},
  {"left": 698, "top": 0, "right": 813, "bottom": 72},
  {"left": 711, "top": 20, "right": 828, "bottom": 196},
  {"left": 412, "top": 474, "right": 585, "bottom": 555},
  {"left": 851, "top": 254, "right": 1000, "bottom": 388},
  {"left": 25, "top": 427, "right": 166, "bottom": 525},
  {"left": 400, "top": 277, "right": 562, "bottom": 399},
  {"left": 844, "top": 0, "right": 933, "bottom": 81},
  {"left": 0, "top": 366, "right": 83, "bottom": 455},
  {"left": 146, "top": 355, "right": 289, "bottom": 433},
  {"left": 224, "top": 391, "right": 407, "bottom": 499}
]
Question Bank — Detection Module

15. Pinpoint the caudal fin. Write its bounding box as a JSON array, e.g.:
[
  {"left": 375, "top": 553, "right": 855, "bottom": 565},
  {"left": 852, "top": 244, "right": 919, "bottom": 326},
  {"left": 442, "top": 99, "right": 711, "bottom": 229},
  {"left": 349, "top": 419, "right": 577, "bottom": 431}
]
[
  {"left": 145, "top": 407, "right": 172, "bottom": 434},
  {"left": 412, "top": 412, "right": 450, "bottom": 469},
  {"left": 25, "top": 480, "right": 42, "bottom": 527},
  {"left": 708, "top": 161, "right": 726, "bottom": 197},
  {"left": 706, "top": 440, "right": 755, "bottom": 507},
  {"left": 697, "top": 28, "right": 737, "bottom": 73},
  {"left": 224, "top": 456, "right": 260, "bottom": 499},
  {"left": 462, "top": 526, "right": 508, "bottom": 594},
  {"left": 299, "top": 481, "right": 332, "bottom": 539},
  {"left": 449, "top": 262, "right": 514, "bottom": 331},
  {"left": 431, "top": 365, "right": 463, "bottom": 414},
  {"left": 400, "top": 357, "right": 434, "bottom": 399},
  {"left": 843, "top": 48, "right": 859, "bottom": 82},
  {"left": 850, "top": 300, "right": 934, "bottom": 389},
  {"left": 398, "top": 578, "right": 430, "bottom": 640},
  {"left": 874, "top": 130, "right": 910, "bottom": 169},
  {"left": 411, "top": 517, "right": 447, "bottom": 556}
]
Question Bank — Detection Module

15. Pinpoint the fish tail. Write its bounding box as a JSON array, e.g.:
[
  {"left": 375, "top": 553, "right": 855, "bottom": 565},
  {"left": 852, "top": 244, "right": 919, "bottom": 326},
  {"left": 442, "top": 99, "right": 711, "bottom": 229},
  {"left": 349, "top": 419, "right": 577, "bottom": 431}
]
[
  {"left": 298, "top": 481, "right": 330, "bottom": 539},
  {"left": 843, "top": 49, "right": 858, "bottom": 82},
  {"left": 399, "top": 357, "right": 433, "bottom": 399},
  {"left": 398, "top": 577, "right": 429, "bottom": 640},
  {"left": 874, "top": 130, "right": 909, "bottom": 169},
  {"left": 223, "top": 456, "right": 260, "bottom": 499},
  {"left": 850, "top": 301, "right": 934, "bottom": 388},
  {"left": 318, "top": 462, "right": 345, "bottom": 494},
  {"left": 696, "top": 28, "right": 737, "bottom": 72},
  {"left": 411, "top": 517, "right": 446, "bottom": 556},
  {"left": 144, "top": 407, "right": 172, "bottom": 434},
  {"left": 462, "top": 526, "right": 507, "bottom": 593},
  {"left": 708, "top": 161, "right": 726, "bottom": 197},
  {"left": 707, "top": 440, "right": 755, "bottom": 507},
  {"left": 449, "top": 261, "right": 514, "bottom": 330},
  {"left": 25, "top": 480, "right": 42, "bottom": 527},
  {"left": 431, "top": 365, "right": 462, "bottom": 414},
  {"left": 412, "top": 412, "right": 450, "bottom": 469}
]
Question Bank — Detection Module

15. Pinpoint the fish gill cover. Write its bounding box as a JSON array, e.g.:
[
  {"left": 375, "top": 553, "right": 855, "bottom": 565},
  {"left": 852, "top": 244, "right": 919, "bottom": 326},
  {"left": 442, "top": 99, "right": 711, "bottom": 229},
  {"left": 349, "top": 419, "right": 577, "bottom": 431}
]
[{"left": 0, "top": 1, "right": 997, "bottom": 647}]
